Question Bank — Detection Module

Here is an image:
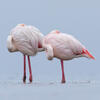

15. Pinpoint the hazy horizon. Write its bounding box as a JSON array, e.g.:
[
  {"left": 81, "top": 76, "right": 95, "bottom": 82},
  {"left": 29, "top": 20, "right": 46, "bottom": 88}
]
[{"left": 0, "top": 0, "right": 99, "bottom": 82}]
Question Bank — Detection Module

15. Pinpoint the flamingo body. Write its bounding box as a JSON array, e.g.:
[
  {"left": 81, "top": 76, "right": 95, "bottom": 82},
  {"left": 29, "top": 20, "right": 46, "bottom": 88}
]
[
  {"left": 7, "top": 24, "right": 44, "bottom": 55},
  {"left": 7, "top": 24, "right": 44, "bottom": 83},
  {"left": 43, "top": 30, "right": 95, "bottom": 83},
  {"left": 43, "top": 30, "right": 94, "bottom": 60},
  {"left": 43, "top": 32, "right": 86, "bottom": 60}
]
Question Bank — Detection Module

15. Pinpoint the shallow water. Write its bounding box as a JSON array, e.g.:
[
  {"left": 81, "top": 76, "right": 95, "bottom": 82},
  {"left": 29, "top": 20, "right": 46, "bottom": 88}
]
[{"left": 0, "top": 80, "right": 100, "bottom": 100}]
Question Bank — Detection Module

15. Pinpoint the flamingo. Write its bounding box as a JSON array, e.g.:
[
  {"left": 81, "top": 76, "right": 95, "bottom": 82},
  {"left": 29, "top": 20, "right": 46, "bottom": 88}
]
[
  {"left": 42, "top": 30, "right": 95, "bottom": 83},
  {"left": 7, "top": 24, "right": 44, "bottom": 83}
]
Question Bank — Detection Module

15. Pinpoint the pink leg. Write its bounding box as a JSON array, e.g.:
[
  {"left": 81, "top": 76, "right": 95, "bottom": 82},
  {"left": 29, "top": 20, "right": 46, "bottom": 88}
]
[
  {"left": 23, "top": 55, "right": 26, "bottom": 83},
  {"left": 60, "top": 60, "right": 66, "bottom": 83},
  {"left": 27, "top": 56, "right": 32, "bottom": 83}
]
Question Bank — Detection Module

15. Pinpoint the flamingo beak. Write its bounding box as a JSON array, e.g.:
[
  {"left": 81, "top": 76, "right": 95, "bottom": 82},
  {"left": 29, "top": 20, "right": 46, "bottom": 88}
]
[{"left": 82, "top": 49, "right": 95, "bottom": 60}]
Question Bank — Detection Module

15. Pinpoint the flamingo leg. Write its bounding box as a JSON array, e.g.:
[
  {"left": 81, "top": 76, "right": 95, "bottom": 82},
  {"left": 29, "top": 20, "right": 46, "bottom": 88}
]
[
  {"left": 60, "top": 60, "right": 66, "bottom": 83},
  {"left": 27, "top": 56, "right": 32, "bottom": 83},
  {"left": 23, "top": 55, "right": 26, "bottom": 83}
]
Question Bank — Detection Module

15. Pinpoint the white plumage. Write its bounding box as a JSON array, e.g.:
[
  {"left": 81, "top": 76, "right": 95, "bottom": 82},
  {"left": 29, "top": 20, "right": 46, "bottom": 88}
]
[
  {"left": 7, "top": 24, "right": 44, "bottom": 55},
  {"left": 7, "top": 24, "right": 44, "bottom": 83},
  {"left": 43, "top": 30, "right": 95, "bottom": 83}
]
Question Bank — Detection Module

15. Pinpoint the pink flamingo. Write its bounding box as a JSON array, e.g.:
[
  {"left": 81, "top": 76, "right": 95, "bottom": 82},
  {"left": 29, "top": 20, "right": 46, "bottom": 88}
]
[
  {"left": 7, "top": 24, "right": 44, "bottom": 83},
  {"left": 43, "top": 30, "right": 95, "bottom": 83}
]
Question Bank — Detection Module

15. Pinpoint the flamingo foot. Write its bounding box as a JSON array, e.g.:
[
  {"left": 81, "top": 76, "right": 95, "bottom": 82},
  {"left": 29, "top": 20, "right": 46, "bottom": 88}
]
[
  {"left": 29, "top": 76, "right": 32, "bottom": 83},
  {"left": 61, "top": 79, "right": 66, "bottom": 84},
  {"left": 23, "top": 76, "right": 26, "bottom": 83}
]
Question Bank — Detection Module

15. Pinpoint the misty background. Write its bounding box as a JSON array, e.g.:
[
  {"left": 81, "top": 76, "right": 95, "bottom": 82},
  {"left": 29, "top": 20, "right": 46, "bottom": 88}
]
[{"left": 0, "top": 0, "right": 99, "bottom": 82}]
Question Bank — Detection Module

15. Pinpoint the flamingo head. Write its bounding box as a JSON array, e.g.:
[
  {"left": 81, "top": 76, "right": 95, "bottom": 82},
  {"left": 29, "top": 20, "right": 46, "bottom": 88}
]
[
  {"left": 7, "top": 36, "right": 18, "bottom": 52},
  {"left": 81, "top": 48, "right": 95, "bottom": 60}
]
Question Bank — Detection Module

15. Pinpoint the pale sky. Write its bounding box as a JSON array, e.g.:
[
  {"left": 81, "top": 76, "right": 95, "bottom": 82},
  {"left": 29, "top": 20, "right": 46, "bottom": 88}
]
[{"left": 0, "top": 0, "right": 99, "bottom": 81}]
